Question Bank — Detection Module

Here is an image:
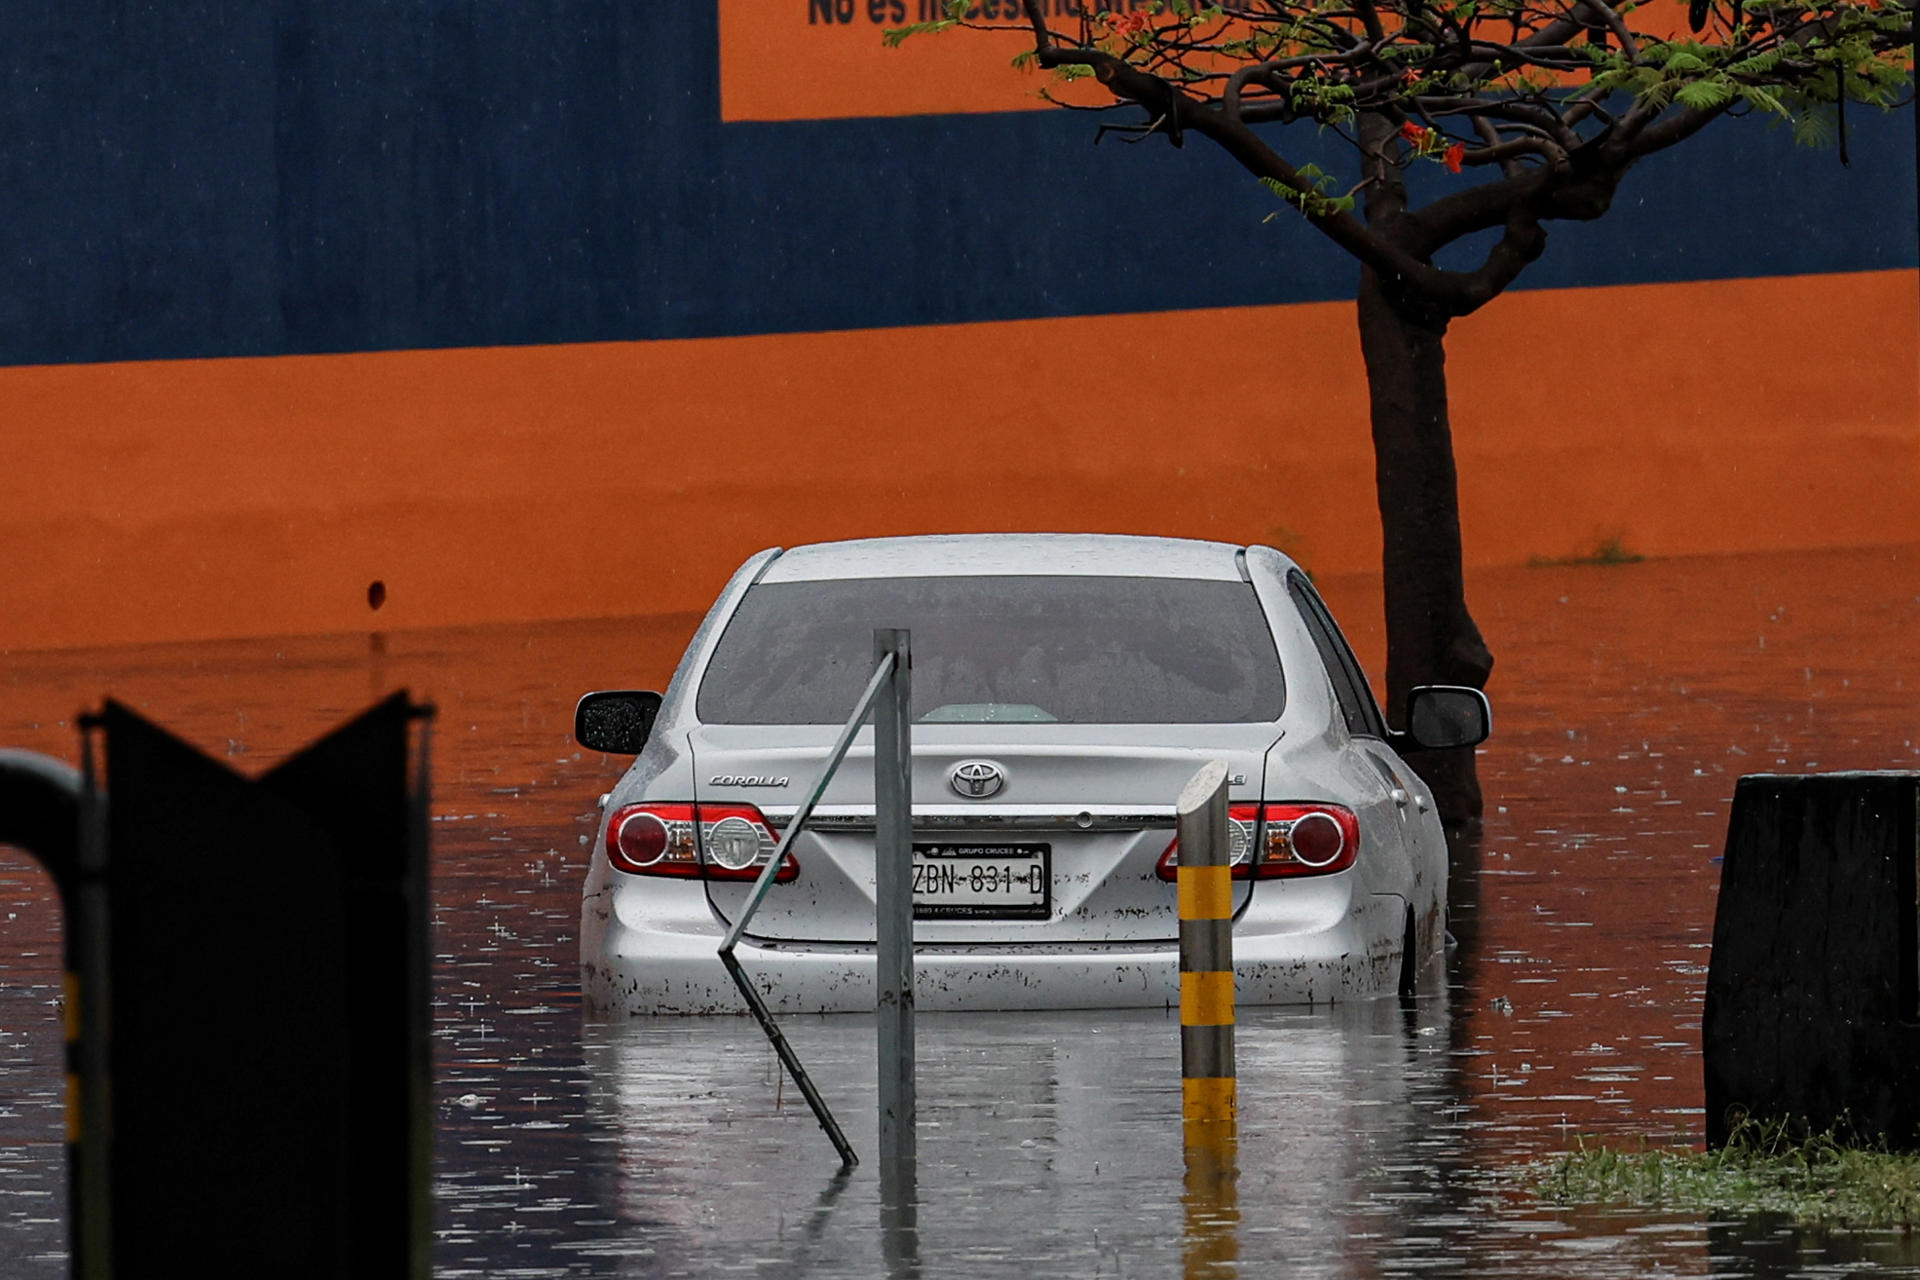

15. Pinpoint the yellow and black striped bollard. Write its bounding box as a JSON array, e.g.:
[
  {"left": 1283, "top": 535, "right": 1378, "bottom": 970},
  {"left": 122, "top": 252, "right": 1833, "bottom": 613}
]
[
  {"left": 1176, "top": 759, "right": 1236, "bottom": 1130},
  {"left": 1175, "top": 760, "right": 1239, "bottom": 1277}
]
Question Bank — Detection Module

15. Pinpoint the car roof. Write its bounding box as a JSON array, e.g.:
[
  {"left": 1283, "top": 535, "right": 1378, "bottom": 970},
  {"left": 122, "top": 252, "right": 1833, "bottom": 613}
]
[{"left": 757, "top": 534, "right": 1251, "bottom": 583}]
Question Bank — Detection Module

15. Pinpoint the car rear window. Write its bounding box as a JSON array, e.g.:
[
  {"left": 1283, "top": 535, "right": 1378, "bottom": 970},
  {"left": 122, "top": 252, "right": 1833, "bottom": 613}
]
[{"left": 696, "top": 575, "right": 1285, "bottom": 725}]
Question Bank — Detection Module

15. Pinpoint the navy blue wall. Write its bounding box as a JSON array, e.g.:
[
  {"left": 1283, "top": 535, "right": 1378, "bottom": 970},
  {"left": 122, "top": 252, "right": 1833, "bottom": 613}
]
[{"left": 0, "top": 2, "right": 1912, "bottom": 366}]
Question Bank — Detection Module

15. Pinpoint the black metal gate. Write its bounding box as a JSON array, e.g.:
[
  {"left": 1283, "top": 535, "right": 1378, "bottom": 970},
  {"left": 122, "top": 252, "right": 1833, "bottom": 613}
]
[{"left": 0, "top": 692, "right": 432, "bottom": 1278}]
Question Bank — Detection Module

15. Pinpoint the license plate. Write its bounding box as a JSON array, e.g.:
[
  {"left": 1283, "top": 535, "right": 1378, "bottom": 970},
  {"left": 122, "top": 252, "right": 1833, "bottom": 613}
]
[{"left": 911, "top": 843, "right": 1050, "bottom": 920}]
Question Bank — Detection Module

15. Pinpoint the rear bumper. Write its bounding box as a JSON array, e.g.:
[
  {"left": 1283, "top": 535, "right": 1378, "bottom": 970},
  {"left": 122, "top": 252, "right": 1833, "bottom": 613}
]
[{"left": 581, "top": 892, "right": 1410, "bottom": 1015}]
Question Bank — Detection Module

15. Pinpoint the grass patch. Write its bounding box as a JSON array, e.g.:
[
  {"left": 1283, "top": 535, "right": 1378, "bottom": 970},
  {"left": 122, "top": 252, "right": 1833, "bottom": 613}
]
[
  {"left": 1528, "top": 535, "right": 1645, "bottom": 568},
  {"left": 1533, "top": 1119, "right": 1920, "bottom": 1229}
]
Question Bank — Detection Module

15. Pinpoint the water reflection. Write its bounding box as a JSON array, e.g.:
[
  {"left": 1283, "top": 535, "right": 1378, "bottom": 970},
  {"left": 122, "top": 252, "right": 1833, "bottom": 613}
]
[
  {"left": 879, "top": 1159, "right": 918, "bottom": 1280},
  {"left": 1708, "top": 1218, "right": 1920, "bottom": 1276},
  {"left": 574, "top": 1002, "right": 1473, "bottom": 1277},
  {"left": 1180, "top": 1131, "right": 1238, "bottom": 1280},
  {"left": 0, "top": 546, "right": 1917, "bottom": 1277}
]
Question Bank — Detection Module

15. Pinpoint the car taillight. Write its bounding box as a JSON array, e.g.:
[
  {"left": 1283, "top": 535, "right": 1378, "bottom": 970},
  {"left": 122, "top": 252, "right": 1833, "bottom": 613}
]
[
  {"left": 1155, "top": 802, "right": 1359, "bottom": 880},
  {"left": 604, "top": 802, "right": 797, "bottom": 882}
]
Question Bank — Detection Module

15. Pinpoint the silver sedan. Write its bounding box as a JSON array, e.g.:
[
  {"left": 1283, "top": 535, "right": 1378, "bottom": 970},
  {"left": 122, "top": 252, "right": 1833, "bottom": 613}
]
[{"left": 576, "top": 534, "right": 1488, "bottom": 1014}]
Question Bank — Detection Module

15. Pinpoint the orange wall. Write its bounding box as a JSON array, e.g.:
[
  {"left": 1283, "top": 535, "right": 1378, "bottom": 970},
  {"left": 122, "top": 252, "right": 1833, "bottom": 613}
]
[
  {"left": 714, "top": 0, "right": 1709, "bottom": 122},
  {"left": 719, "top": 0, "right": 1103, "bottom": 121},
  {"left": 2, "top": 269, "right": 1914, "bottom": 654}
]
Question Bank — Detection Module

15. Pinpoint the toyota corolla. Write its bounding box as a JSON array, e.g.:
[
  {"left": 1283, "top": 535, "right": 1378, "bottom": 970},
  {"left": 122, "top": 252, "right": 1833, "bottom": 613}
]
[{"left": 576, "top": 534, "right": 1488, "bottom": 1014}]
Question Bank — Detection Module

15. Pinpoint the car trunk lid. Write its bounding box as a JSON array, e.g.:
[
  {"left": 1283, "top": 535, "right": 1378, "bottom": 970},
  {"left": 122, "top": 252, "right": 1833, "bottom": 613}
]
[{"left": 693, "top": 724, "right": 1275, "bottom": 944}]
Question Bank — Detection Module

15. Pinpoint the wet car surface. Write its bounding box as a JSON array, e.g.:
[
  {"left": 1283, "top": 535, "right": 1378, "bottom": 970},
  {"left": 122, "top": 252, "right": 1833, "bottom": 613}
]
[
  {"left": 1, "top": 544, "right": 1917, "bottom": 1277},
  {"left": 579, "top": 535, "right": 1486, "bottom": 1014}
]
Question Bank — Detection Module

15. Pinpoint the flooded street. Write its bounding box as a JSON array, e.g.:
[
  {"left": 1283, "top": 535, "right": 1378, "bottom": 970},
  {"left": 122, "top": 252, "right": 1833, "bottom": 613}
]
[{"left": 2, "top": 544, "right": 1918, "bottom": 1277}]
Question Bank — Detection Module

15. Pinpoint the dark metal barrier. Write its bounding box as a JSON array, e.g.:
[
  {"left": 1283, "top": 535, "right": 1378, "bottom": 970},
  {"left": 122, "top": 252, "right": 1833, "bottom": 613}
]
[
  {"left": 0, "top": 693, "right": 432, "bottom": 1278},
  {"left": 1703, "top": 771, "right": 1920, "bottom": 1148}
]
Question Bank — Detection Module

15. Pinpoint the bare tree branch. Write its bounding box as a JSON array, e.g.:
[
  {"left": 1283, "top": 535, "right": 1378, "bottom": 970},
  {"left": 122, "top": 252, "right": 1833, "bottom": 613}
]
[{"left": 1573, "top": 0, "right": 1641, "bottom": 59}]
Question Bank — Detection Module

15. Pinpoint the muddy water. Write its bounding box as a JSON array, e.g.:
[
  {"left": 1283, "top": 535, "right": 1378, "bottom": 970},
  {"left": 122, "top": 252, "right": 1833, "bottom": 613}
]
[{"left": 1, "top": 545, "right": 1917, "bottom": 1277}]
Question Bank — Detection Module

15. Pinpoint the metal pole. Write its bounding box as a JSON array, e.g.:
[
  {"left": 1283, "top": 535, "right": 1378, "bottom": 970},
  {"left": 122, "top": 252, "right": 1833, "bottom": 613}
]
[
  {"left": 718, "top": 651, "right": 898, "bottom": 1169},
  {"left": 1176, "top": 759, "right": 1236, "bottom": 1133},
  {"left": 720, "top": 948, "right": 857, "bottom": 1166},
  {"left": 873, "top": 628, "right": 915, "bottom": 1173},
  {"left": 75, "top": 727, "right": 113, "bottom": 1279},
  {"left": 0, "top": 747, "right": 107, "bottom": 1277},
  {"left": 1177, "top": 759, "right": 1238, "bottom": 1277},
  {"left": 722, "top": 653, "right": 895, "bottom": 955}
]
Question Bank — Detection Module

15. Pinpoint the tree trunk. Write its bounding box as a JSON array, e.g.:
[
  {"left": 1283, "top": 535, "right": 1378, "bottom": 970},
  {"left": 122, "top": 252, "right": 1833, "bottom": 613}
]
[{"left": 1356, "top": 266, "right": 1494, "bottom": 835}]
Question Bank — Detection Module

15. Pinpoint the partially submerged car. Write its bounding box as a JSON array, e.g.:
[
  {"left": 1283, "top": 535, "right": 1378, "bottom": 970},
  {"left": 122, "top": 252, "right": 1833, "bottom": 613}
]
[{"left": 577, "top": 534, "right": 1488, "bottom": 1014}]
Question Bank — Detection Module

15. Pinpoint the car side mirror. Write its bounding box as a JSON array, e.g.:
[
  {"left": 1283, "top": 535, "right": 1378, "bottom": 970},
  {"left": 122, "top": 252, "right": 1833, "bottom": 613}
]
[
  {"left": 1402, "top": 686, "right": 1492, "bottom": 751},
  {"left": 574, "top": 691, "right": 663, "bottom": 755}
]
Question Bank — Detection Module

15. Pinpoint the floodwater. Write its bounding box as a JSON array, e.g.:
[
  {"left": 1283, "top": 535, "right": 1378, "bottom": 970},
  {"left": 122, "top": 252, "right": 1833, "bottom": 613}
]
[{"left": 2, "top": 544, "right": 1918, "bottom": 1277}]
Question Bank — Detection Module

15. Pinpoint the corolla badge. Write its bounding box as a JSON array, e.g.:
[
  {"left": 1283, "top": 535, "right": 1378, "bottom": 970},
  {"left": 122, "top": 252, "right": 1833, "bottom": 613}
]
[{"left": 948, "top": 760, "right": 1005, "bottom": 799}]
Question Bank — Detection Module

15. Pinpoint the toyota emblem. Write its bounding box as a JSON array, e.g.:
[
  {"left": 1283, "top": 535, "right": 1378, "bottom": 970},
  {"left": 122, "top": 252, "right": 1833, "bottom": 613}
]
[{"left": 948, "top": 760, "right": 1005, "bottom": 799}]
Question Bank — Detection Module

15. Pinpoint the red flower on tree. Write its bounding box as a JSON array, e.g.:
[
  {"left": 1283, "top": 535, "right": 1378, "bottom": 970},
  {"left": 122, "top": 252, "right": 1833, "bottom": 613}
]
[{"left": 1444, "top": 142, "right": 1466, "bottom": 173}]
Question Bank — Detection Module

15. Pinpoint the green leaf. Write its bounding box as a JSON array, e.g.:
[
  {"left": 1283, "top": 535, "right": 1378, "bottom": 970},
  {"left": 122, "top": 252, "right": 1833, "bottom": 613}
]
[
  {"left": 1726, "top": 48, "right": 1785, "bottom": 77},
  {"left": 1739, "top": 83, "right": 1790, "bottom": 118},
  {"left": 1791, "top": 106, "right": 1836, "bottom": 145},
  {"left": 1259, "top": 168, "right": 1351, "bottom": 219},
  {"left": 882, "top": 19, "right": 956, "bottom": 47},
  {"left": 1675, "top": 77, "right": 1737, "bottom": 109}
]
